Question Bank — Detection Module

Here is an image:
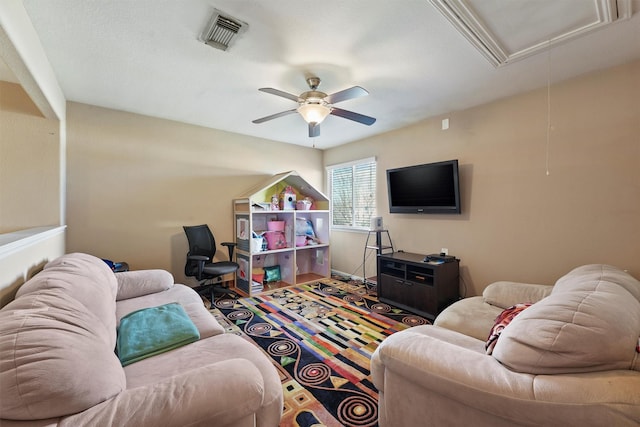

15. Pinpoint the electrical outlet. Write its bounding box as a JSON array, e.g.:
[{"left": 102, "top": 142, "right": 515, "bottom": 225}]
[{"left": 441, "top": 248, "right": 449, "bottom": 255}]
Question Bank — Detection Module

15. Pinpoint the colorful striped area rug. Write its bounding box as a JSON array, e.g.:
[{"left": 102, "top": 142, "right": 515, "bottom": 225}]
[{"left": 209, "top": 278, "right": 430, "bottom": 427}]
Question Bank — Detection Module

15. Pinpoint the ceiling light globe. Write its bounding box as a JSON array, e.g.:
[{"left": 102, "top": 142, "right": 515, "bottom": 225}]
[{"left": 298, "top": 103, "right": 331, "bottom": 124}]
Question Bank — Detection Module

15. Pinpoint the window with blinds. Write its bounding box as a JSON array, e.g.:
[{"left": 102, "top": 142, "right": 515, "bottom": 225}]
[{"left": 327, "top": 158, "right": 376, "bottom": 229}]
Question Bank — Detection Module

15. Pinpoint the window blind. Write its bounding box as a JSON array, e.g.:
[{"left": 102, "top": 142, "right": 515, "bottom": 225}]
[{"left": 328, "top": 158, "right": 376, "bottom": 229}]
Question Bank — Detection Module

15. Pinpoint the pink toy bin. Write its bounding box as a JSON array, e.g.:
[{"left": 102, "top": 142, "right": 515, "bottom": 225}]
[
  {"left": 267, "top": 220, "right": 285, "bottom": 232},
  {"left": 264, "top": 231, "right": 287, "bottom": 250}
]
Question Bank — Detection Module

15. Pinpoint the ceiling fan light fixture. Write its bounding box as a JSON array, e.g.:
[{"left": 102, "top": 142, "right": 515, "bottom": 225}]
[
  {"left": 253, "top": 76, "right": 376, "bottom": 136},
  {"left": 298, "top": 103, "right": 331, "bottom": 124}
]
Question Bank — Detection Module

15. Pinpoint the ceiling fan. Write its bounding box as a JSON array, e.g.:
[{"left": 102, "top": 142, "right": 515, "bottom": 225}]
[{"left": 252, "top": 77, "right": 376, "bottom": 137}]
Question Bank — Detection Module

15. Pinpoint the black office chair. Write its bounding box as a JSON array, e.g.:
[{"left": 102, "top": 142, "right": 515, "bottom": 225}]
[{"left": 183, "top": 224, "right": 238, "bottom": 303}]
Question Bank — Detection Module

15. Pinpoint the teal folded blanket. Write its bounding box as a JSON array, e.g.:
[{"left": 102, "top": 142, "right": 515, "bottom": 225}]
[{"left": 117, "top": 302, "right": 200, "bottom": 366}]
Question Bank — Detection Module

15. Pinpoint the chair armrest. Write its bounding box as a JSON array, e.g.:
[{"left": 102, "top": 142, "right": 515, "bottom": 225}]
[
  {"left": 115, "top": 269, "right": 174, "bottom": 301},
  {"left": 61, "top": 359, "right": 264, "bottom": 427},
  {"left": 482, "top": 281, "right": 552, "bottom": 309},
  {"left": 187, "top": 255, "right": 209, "bottom": 261},
  {"left": 221, "top": 242, "right": 236, "bottom": 260},
  {"left": 187, "top": 255, "right": 208, "bottom": 279}
]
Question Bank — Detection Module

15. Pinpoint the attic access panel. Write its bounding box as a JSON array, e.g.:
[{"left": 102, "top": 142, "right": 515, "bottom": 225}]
[{"left": 429, "top": 0, "right": 632, "bottom": 66}]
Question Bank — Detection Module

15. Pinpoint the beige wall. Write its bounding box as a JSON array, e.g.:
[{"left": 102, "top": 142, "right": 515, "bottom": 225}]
[
  {"left": 0, "top": 81, "right": 60, "bottom": 232},
  {"left": 6, "top": 58, "right": 638, "bottom": 301},
  {"left": 325, "top": 60, "right": 640, "bottom": 296},
  {"left": 0, "top": 81, "right": 65, "bottom": 306},
  {"left": 66, "top": 102, "right": 324, "bottom": 285}
]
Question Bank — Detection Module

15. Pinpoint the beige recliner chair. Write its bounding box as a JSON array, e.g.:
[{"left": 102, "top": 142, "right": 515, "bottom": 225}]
[{"left": 371, "top": 264, "right": 640, "bottom": 427}]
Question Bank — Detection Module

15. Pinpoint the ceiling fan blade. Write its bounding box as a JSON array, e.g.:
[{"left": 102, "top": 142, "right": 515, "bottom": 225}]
[
  {"left": 325, "top": 86, "right": 369, "bottom": 104},
  {"left": 252, "top": 109, "right": 297, "bottom": 124},
  {"left": 258, "top": 88, "right": 300, "bottom": 102},
  {"left": 330, "top": 107, "right": 376, "bottom": 126},
  {"left": 309, "top": 123, "right": 320, "bottom": 138}
]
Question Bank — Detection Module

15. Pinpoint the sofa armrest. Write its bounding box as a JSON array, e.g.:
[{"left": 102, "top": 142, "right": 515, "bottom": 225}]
[
  {"left": 371, "top": 325, "right": 640, "bottom": 426},
  {"left": 115, "top": 269, "right": 174, "bottom": 301},
  {"left": 433, "top": 296, "right": 502, "bottom": 341},
  {"left": 60, "top": 359, "right": 264, "bottom": 427},
  {"left": 482, "top": 281, "right": 552, "bottom": 309}
]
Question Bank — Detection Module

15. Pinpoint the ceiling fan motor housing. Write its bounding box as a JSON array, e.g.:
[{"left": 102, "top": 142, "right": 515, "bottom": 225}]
[
  {"left": 300, "top": 90, "right": 328, "bottom": 104},
  {"left": 306, "top": 77, "right": 321, "bottom": 90}
]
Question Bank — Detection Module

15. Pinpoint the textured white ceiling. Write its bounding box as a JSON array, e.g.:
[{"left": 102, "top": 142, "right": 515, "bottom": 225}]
[{"left": 16, "top": 0, "right": 640, "bottom": 149}]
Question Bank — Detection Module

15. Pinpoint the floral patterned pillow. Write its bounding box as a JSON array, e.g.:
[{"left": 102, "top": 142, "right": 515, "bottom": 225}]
[{"left": 486, "top": 303, "right": 532, "bottom": 355}]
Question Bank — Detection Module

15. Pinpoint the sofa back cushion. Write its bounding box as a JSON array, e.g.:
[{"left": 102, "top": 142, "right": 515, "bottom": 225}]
[
  {"left": 492, "top": 264, "right": 640, "bottom": 374},
  {"left": 0, "top": 289, "right": 126, "bottom": 420},
  {"left": 553, "top": 263, "right": 640, "bottom": 302},
  {"left": 16, "top": 252, "right": 118, "bottom": 348}
]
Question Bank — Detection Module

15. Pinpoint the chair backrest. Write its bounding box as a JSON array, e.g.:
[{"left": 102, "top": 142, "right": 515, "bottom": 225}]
[{"left": 183, "top": 225, "right": 217, "bottom": 277}]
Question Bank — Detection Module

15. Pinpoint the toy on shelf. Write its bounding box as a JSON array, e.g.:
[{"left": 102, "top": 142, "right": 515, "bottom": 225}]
[
  {"left": 280, "top": 186, "right": 296, "bottom": 210},
  {"left": 270, "top": 195, "right": 279, "bottom": 211}
]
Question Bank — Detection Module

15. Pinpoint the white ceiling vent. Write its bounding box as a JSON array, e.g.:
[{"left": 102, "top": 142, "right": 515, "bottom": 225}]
[
  {"left": 429, "top": 0, "right": 632, "bottom": 67},
  {"left": 200, "top": 10, "right": 248, "bottom": 51}
]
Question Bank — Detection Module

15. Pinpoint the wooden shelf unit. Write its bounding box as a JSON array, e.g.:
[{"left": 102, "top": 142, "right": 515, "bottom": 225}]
[{"left": 233, "top": 171, "right": 330, "bottom": 296}]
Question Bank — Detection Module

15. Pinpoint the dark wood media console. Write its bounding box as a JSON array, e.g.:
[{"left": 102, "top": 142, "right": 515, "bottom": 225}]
[{"left": 377, "top": 251, "right": 460, "bottom": 320}]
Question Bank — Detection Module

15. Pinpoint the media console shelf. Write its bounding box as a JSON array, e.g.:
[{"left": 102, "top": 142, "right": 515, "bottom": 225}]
[{"left": 377, "top": 251, "right": 459, "bottom": 320}]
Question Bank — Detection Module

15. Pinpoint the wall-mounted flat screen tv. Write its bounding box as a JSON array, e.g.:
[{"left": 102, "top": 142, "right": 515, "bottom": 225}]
[{"left": 387, "top": 159, "right": 461, "bottom": 214}]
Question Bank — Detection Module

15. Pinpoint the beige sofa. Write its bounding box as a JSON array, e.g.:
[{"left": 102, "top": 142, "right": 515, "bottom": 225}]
[
  {"left": 371, "top": 264, "right": 640, "bottom": 426},
  {"left": 0, "top": 253, "right": 283, "bottom": 427}
]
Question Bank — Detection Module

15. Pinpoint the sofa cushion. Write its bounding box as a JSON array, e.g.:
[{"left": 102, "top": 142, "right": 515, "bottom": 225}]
[
  {"left": 122, "top": 333, "right": 284, "bottom": 427},
  {"left": 0, "top": 290, "right": 126, "bottom": 420},
  {"left": 492, "top": 265, "right": 640, "bottom": 374},
  {"left": 116, "top": 284, "right": 225, "bottom": 338}
]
